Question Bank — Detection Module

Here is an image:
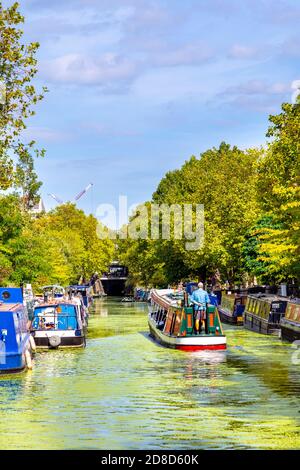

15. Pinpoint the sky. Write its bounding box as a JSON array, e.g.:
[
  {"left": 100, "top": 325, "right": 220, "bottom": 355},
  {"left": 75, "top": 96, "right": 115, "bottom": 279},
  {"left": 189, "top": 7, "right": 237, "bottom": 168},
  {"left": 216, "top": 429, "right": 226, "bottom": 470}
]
[{"left": 9, "top": 0, "right": 300, "bottom": 217}]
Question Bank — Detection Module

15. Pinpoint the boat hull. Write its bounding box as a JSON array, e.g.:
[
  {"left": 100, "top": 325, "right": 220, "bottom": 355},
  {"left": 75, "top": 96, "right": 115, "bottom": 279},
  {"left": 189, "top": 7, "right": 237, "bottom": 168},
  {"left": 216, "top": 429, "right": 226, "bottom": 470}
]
[
  {"left": 243, "top": 312, "right": 280, "bottom": 335},
  {"left": 148, "top": 317, "right": 226, "bottom": 351},
  {"left": 280, "top": 320, "right": 300, "bottom": 343},
  {"left": 32, "top": 332, "right": 86, "bottom": 349},
  {"left": 218, "top": 307, "right": 243, "bottom": 326},
  {"left": 0, "top": 338, "right": 33, "bottom": 375},
  {"left": 0, "top": 353, "right": 26, "bottom": 374}
]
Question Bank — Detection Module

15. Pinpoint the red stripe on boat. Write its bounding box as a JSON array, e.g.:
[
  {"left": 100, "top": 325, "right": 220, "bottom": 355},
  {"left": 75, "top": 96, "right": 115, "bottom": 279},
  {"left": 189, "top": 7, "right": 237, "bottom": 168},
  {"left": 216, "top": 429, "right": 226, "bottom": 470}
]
[{"left": 176, "top": 344, "right": 227, "bottom": 351}]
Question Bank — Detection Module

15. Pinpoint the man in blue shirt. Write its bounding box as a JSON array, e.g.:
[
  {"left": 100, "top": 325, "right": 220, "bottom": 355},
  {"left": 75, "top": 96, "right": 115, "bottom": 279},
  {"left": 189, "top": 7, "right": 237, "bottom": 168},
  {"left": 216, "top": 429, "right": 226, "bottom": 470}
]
[{"left": 190, "top": 282, "right": 210, "bottom": 334}]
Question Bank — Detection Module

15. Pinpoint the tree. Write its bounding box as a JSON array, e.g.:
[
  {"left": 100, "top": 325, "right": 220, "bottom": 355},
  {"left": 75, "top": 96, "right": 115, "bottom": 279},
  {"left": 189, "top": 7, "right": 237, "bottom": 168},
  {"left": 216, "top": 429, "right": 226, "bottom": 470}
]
[
  {"left": 256, "top": 101, "right": 300, "bottom": 281},
  {"left": 33, "top": 204, "right": 115, "bottom": 285},
  {"left": 118, "top": 143, "right": 260, "bottom": 287},
  {"left": 0, "top": 2, "right": 47, "bottom": 204},
  {"left": 152, "top": 143, "right": 260, "bottom": 284}
]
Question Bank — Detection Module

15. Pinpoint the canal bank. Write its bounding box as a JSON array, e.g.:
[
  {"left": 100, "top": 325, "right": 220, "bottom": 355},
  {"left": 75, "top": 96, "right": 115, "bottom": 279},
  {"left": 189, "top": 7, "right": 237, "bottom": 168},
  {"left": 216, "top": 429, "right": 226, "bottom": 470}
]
[{"left": 0, "top": 297, "right": 299, "bottom": 450}]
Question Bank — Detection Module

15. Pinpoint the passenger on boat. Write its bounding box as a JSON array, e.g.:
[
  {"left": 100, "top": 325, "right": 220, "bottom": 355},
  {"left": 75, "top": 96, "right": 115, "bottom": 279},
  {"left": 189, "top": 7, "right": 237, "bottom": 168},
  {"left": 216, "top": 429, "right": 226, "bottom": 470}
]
[{"left": 190, "top": 282, "right": 210, "bottom": 334}]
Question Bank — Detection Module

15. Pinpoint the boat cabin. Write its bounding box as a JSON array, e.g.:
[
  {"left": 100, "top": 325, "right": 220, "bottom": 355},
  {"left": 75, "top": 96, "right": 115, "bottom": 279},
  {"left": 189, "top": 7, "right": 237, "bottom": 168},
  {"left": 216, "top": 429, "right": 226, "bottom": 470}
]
[
  {"left": 0, "top": 288, "right": 33, "bottom": 373},
  {"left": 280, "top": 301, "right": 300, "bottom": 343},
  {"left": 31, "top": 300, "right": 86, "bottom": 348},
  {"left": 218, "top": 293, "right": 247, "bottom": 325},
  {"left": 68, "top": 285, "right": 93, "bottom": 309},
  {"left": 244, "top": 294, "right": 288, "bottom": 335},
  {"left": 43, "top": 285, "right": 65, "bottom": 301}
]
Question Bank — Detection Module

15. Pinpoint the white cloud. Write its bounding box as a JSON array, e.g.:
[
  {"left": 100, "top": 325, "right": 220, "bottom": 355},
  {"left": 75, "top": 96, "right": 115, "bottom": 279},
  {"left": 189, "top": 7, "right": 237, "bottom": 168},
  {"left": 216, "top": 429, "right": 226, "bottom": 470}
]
[
  {"left": 23, "top": 126, "right": 72, "bottom": 142},
  {"left": 42, "top": 53, "right": 139, "bottom": 89},
  {"left": 224, "top": 80, "right": 290, "bottom": 96},
  {"left": 153, "top": 42, "right": 214, "bottom": 67},
  {"left": 228, "top": 45, "right": 260, "bottom": 60}
]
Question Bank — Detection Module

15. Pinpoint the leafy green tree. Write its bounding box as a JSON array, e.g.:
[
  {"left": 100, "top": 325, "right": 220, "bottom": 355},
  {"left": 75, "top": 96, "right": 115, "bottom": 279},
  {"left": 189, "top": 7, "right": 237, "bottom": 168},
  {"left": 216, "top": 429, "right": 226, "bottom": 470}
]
[
  {"left": 152, "top": 143, "right": 260, "bottom": 284},
  {"left": 0, "top": 2, "right": 46, "bottom": 204},
  {"left": 241, "top": 216, "right": 276, "bottom": 282},
  {"left": 256, "top": 101, "right": 300, "bottom": 281},
  {"left": 34, "top": 204, "right": 115, "bottom": 285}
]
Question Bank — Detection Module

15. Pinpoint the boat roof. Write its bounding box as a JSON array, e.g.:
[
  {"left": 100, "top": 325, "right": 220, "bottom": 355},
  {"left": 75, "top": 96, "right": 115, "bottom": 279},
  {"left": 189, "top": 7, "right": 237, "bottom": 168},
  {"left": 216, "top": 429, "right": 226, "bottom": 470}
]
[
  {"left": 68, "top": 285, "right": 89, "bottom": 290},
  {"left": 0, "top": 302, "right": 22, "bottom": 312},
  {"left": 151, "top": 289, "right": 181, "bottom": 308},
  {"left": 42, "top": 285, "right": 65, "bottom": 292},
  {"left": 35, "top": 300, "right": 78, "bottom": 308},
  {"left": 248, "top": 294, "right": 288, "bottom": 302}
]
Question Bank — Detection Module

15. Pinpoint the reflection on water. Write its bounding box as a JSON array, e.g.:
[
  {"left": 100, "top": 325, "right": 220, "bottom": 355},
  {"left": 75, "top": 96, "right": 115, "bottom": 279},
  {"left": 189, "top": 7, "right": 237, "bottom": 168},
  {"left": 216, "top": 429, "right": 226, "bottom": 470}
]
[{"left": 0, "top": 297, "right": 299, "bottom": 450}]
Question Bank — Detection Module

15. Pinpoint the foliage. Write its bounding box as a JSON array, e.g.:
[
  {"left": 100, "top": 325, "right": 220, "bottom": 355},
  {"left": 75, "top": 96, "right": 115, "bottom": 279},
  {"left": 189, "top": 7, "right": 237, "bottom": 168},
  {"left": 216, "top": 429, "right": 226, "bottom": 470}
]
[
  {"left": 0, "top": 198, "right": 115, "bottom": 289},
  {"left": 119, "top": 143, "right": 260, "bottom": 286},
  {"left": 118, "top": 99, "right": 300, "bottom": 288},
  {"left": 256, "top": 102, "right": 300, "bottom": 281},
  {"left": 0, "top": 2, "right": 47, "bottom": 206}
]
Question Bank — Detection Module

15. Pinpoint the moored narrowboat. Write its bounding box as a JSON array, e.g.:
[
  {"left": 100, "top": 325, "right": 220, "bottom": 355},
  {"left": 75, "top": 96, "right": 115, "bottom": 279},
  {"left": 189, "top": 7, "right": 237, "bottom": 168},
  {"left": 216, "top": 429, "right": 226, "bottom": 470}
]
[
  {"left": 0, "top": 288, "right": 35, "bottom": 374},
  {"left": 243, "top": 294, "right": 288, "bottom": 335},
  {"left": 218, "top": 293, "right": 247, "bottom": 325},
  {"left": 68, "top": 285, "right": 93, "bottom": 310},
  {"left": 22, "top": 283, "right": 35, "bottom": 322},
  {"left": 43, "top": 285, "right": 65, "bottom": 301},
  {"left": 149, "top": 289, "right": 226, "bottom": 351},
  {"left": 280, "top": 301, "right": 300, "bottom": 342},
  {"left": 31, "top": 300, "right": 87, "bottom": 348}
]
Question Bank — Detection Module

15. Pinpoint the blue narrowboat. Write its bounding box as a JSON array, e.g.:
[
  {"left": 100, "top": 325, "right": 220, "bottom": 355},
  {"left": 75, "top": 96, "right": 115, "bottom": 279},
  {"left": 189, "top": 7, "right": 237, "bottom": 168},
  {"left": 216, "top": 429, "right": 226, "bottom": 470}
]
[
  {"left": 31, "top": 299, "right": 87, "bottom": 349},
  {"left": 68, "top": 285, "right": 93, "bottom": 310},
  {"left": 31, "top": 299, "right": 86, "bottom": 349},
  {"left": 0, "top": 288, "right": 35, "bottom": 374}
]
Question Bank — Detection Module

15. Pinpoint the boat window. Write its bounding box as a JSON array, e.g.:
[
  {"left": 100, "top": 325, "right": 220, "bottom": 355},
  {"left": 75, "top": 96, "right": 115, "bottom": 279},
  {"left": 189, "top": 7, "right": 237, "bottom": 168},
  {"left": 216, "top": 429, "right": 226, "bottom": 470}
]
[
  {"left": 1, "top": 291, "right": 10, "bottom": 300},
  {"left": 255, "top": 300, "right": 260, "bottom": 315},
  {"left": 32, "top": 304, "right": 78, "bottom": 330}
]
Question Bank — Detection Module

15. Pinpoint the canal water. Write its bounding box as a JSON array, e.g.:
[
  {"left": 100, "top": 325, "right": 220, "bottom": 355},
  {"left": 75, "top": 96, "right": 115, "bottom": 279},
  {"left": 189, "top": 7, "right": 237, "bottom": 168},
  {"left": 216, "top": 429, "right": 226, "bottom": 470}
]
[{"left": 0, "top": 297, "right": 299, "bottom": 450}]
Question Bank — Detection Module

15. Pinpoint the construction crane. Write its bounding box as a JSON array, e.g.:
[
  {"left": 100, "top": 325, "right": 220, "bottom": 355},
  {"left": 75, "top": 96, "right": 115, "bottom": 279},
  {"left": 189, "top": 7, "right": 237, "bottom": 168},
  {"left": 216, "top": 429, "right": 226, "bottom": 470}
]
[{"left": 48, "top": 183, "right": 94, "bottom": 205}]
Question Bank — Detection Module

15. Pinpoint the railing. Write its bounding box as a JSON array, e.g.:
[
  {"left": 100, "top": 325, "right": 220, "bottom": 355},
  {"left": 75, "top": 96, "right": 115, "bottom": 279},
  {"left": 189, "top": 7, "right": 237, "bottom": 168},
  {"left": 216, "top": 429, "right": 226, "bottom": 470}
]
[{"left": 32, "top": 314, "right": 78, "bottom": 331}]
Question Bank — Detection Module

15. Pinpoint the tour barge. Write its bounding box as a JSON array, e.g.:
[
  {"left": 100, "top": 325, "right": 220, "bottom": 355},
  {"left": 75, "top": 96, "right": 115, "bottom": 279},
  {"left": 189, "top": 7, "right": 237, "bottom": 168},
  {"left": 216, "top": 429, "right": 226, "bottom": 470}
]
[
  {"left": 218, "top": 292, "right": 247, "bottom": 325},
  {"left": 243, "top": 294, "right": 288, "bottom": 335},
  {"left": 31, "top": 299, "right": 87, "bottom": 348},
  {"left": 149, "top": 289, "right": 226, "bottom": 351},
  {"left": 280, "top": 301, "right": 300, "bottom": 342},
  {"left": 0, "top": 288, "right": 35, "bottom": 374}
]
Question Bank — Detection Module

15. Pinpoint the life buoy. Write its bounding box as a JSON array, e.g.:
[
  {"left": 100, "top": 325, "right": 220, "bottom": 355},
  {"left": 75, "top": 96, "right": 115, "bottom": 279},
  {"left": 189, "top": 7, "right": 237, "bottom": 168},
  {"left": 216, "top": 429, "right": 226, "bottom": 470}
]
[
  {"left": 25, "top": 349, "right": 33, "bottom": 370},
  {"left": 49, "top": 335, "right": 61, "bottom": 348},
  {"left": 29, "top": 334, "right": 36, "bottom": 352}
]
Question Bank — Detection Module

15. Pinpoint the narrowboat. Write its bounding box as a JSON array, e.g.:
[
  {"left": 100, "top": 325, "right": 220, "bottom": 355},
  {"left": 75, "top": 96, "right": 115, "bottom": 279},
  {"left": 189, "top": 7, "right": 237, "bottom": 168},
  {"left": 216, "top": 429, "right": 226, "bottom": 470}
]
[
  {"left": 218, "top": 293, "right": 247, "bottom": 325},
  {"left": 31, "top": 300, "right": 87, "bottom": 348},
  {"left": 149, "top": 289, "right": 226, "bottom": 351},
  {"left": 43, "top": 285, "right": 65, "bottom": 300},
  {"left": 0, "top": 288, "right": 35, "bottom": 374},
  {"left": 243, "top": 294, "right": 288, "bottom": 335},
  {"left": 22, "top": 283, "right": 35, "bottom": 322},
  {"left": 68, "top": 285, "right": 93, "bottom": 310},
  {"left": 280, "top": 301, "right": 300, "bottom": 342}
]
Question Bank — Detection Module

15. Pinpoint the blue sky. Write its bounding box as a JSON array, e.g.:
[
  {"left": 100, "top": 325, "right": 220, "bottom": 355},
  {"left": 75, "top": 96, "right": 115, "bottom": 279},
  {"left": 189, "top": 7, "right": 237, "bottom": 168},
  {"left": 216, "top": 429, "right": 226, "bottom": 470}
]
[{"left": 14, "top": 0, "right": 300, "bottom": 215}]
